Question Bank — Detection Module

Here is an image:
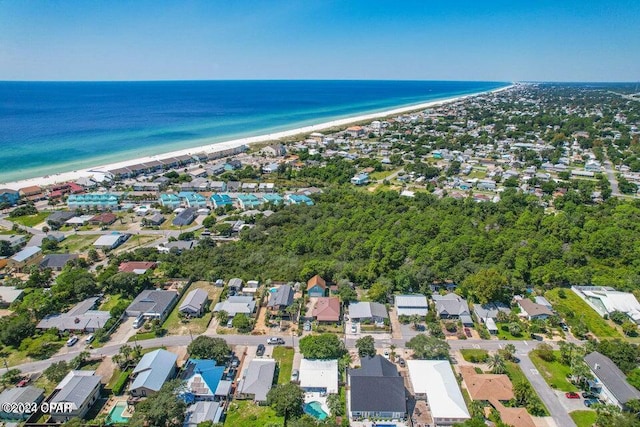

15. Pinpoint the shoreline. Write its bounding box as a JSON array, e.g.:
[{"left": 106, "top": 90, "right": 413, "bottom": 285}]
[{"left": 1, "top": 84, "right": 513, "bottom": 190}]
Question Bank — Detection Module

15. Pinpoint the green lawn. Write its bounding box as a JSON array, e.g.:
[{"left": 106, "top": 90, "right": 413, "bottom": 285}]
[
  {"left": 8, "top": 212, "right": 49, "bottom": 227},
  {"left": 529, "top": 350, "right": 577, "bottom": 392},
  {"left": 570, "top": 410, "right": 597, "bottom": 427},
  {"left": 460, "top": 349, "right": 489, "bottom": 363},
  {"left": 127, "top": 332, "right": 156, "bottom": 342},
  {"left": 224, "top": 400, "right": 283, "bottom": 427},
  {"left": 99, "top": 294, "right": 130, "bottom": 312},
  {"left": 273, "top": 346, "right": 294, "bottom": 385},
  {"left": 496, "top": 323, "right": 528, "bottom": 340},
  {"left": 163, "top": 282, "right": 222, "bottom": 335},
  {"left": 60, "top": 234, "right": 100, "bottom": 253},
  {"left": 546, "top": 288, "right": 621, "bottom": 339}
]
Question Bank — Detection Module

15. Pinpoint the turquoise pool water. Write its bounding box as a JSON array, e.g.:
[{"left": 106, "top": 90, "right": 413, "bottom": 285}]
[
  {"left": 107, "top": 402, "right": 130, "bottom": 424},
  {"left": 269, "top": 287, "right": 278, "bottom": 293},
  {"left": 304, "top": 401, "right": 328, "bottom": 420}
]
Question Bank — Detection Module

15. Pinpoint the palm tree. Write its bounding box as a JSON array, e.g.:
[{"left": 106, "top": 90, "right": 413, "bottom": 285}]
[
  {"left": 215, "top": 310, "right": 229, "bottom": 324},
  {"left": 502, "top": 343, "right": 516, "bottom": 361},
  {"left": 488, "top": 353, "right": 506, "bottom": 374}
]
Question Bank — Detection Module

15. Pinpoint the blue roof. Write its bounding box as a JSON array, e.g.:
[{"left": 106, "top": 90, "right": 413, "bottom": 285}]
[
  {"left": 263, "top": 194, "right": 283, "bottom": 204},
  {"left": 211, "top": 194, "right": 233, "bottom": 205},
  {"left": 130, "top": 349, "right": 177, "bottom": 393},
  {"left": 182, "top": 359, "right": 225, "bottom": 396},
  {"left": 288, "top": 194, "right": 314, "bottom": 205}
]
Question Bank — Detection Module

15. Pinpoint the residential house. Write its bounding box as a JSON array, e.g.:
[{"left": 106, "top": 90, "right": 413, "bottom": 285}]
[
  {"left": 349, "top": 302, "right": 389, "bottom": 324},
  {"left": 0, "top": 189, "right": 20, "bottom": 206},
  {"left": 118, "top": 261, "right": 157, "bottom": 274},
  {"left": 181, "top": 359, "right": 225, "bottom": 401},
  {"left": 407, "top": 360, "right": 470, "bottom": 426},
  {"left": 237, "top": 359, "right": 276, "bottom": 403},
  {"left": 49, "top": 371, "right": 102, "bottom": 423},
  {"left": 19, "top": 185, "right": 45, "bottom": 202},
  {"left": 213, "top": 296, "right": 256, "bottom": 318},
  {"left": 394, "top": 295, "right": 429, "bottom": 317},
  {"left": 88, "top": 212, "right": 117, "bottom": 226},
  {"left": 179, "top": 192, "right": 208, "bottom": 208},
  {"left": 0, "top": 234, "right": 27, "bottom": 250},
  {"left": 432, "top": 294, "right": 473, "bottom": 326},
  {"left": 179, "top": 289, "right": 210, "bottom": 317},
  {"left": 572, "top": 286, "right": 640, "bottom": 324},
  {"left": 184, "top": 402, "right": 223, "bottom": 427},
  {"left": 261, "top": 144, "right": 286, "bottom": 157},
  {"left": 173, "top": 208, "right": 197, "bottom": 227},
  {"left": 306, "top": 275, "right": 327, "bottom": 298},
  {"left": 259, "top": 182, "right": 275, "bottom": 193},
  {"left": 348, "top": 356, "right": 406, "bottom": 421},
  {"left": 227, "top": 278, "right": 243, "bottom": 292},
  {"left": 130, "top": 349, "right": 178, "bottom": 397},
  {"left": 0, "top": 386, "right": 44, "bottom": 421},
  {"left": 299, "top": 359, "right": 338, "bottom": 394},
  {"left": 126, "top": 289, "right": 179, "bottom": 321},
  {"left": 144, "top": 213, "right": 165, "bottom": 226},
  {"left": 262, "top": 193, "right": 283, "bottom": 205},
  {"left": 285, "top": 194, "right": 314, "bottom": 206},
  {"left": 473, "top": 302, "right": 511, "bottom": 335},
  {"left": 237, "top": 194, "right": 261, "bottom": 210},
  {"left": 211, "top": 194, "right": 233, "bottom": 208},
  {"left": 7, "top": 246, "right": 42, "bottom": 272},
  {"left": 93, "top": 233, "right": 129, "bottom": 250},
  {"left": 0, "top": 286, "right": 24, "bottom": 308},
  {"left": 267, "top": 285, "right": 294, "bottom": 314},
  {"left": 351, "top": 173, "right": 370, "bottom": 185},
  {"left": 159, "top": 194, "right": 182, "bottom": 209},
  {"left": 156, "top": 240, "right": 196, "bottom": 254},
  {"left": 67, "top": 193, "right": 120, "bottom": 210},
  {"left": 517, "top": 298, "right": 554, "bottom": 321},
  {"left": 345, "top": 126, "right": 365, "bottom": 138},
  {"left": 46, "top": 211, "right": 76, "bottom": 229},
  {"left": 585, "top": 351, "right": 640, "bottom": 409},
  {"left": 37, "top": 297, "right": 110, "bottom": 332},
  {"left": 262, "top": 162, "right": 280, "bottom": 174},
  {"left": 312, "top": 297, "right": 341, "bottom": 323}
]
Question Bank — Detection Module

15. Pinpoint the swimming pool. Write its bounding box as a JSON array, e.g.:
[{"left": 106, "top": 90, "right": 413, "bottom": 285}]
[
  {"left": 107, "top": 402, "right": 130, "bottom": 424},
  {"left": 304, "top": 401, "right": 328, "bottom": 420},
  {"left": 269, "top": 287, "right": 278, "bottom": 293}
]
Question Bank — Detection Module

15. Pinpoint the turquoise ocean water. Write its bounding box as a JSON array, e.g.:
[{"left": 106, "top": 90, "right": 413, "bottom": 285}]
[{"left": 0, "top": 80, "right": 508, "bottom": 182}]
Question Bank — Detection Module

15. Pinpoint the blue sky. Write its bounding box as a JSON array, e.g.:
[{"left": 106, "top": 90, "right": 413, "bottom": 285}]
[{"left": 0, "top": 0, "right": 638, "bottom": 82}]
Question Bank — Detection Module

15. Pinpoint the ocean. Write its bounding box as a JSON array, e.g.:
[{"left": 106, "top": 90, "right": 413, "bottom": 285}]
[{"left": 0, "top": 80, "right": 508, "bottom": 183}]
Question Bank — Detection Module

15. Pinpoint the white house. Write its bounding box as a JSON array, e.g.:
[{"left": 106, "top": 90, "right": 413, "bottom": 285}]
[{"left": 299, "top": 359, "right": 338, "bottom": 394}]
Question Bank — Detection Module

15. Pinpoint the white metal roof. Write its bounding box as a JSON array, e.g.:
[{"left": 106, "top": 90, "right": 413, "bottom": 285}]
[
  {"left": 407, "top": 360, "right": 470, "bottom": 421},
  {"left": 299, "top": 359, "right": 338, "bottom": 394}
]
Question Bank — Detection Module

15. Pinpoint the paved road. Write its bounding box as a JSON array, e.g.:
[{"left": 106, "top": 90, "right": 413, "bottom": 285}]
[
  {"left": 603, "top": 159, "right": 620, "bottom": 196},
  {"left": 4, "top": 329, "right": 578, "bottom": 426}
]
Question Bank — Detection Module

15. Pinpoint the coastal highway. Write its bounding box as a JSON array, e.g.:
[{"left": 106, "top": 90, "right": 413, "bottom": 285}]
[
  {"left": 5, "top": 334, "right": 576, "bottom": 427},
  {"left": 604, "top": 159, "right": 620, "bottom": 196}
]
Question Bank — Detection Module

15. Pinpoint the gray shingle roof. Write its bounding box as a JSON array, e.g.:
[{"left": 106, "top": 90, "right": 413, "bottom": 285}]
[
  {"left": 39, "top": 254, "right": 78, "bottom": 270},
  {"left": 238, "top": 359, "right": 276, "bottom": 401},
  {"left": 179, "top": 289, "right": 209, "bottom": 313},
  {"left": 433, "top": 294, "right": 470, "bottom": 316},
  {"left": 267, "top": 285, "right": 294, "bottom": 308},
  {"left": 585, "top": 351, "right": 640, "bottom": 405},
  {"left": 0, "top": 386, "right": 44, "bottom": 406},
  {"left": 348, "top": 302, "right": 389, "bottom": 319},
  {"left": 126, "top": 289, "right": 178, "bottom": 317},
  {"left": 349, "top": 356, "right": 405, "bottom": 413}
]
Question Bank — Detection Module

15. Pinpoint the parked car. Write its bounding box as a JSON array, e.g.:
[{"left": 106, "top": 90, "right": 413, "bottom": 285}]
[
  {"left": 397, "top": 358, "right": 406, "bottom": 367},
  {"left": 256, "top": 344, "right": 265, "bottom": 356},
  {"left": 351, "top": 324, "right": 357, "bottom": 334},
  {"left": 226, "top": 318, "right": 233, "bottom": 328},
  {"left": 230, "top": 356, "right": 240, "bottom": 368},
  {"left": 85, "top": 334, "right": 95, "bottom": 344},
  {"left": 530, "top": 333, "right": 543, "bottom": 341},
  {"left": 584, "top": 398, "right": 599, "bottom": 407},
  {"left": 582, "top": 392, "right": 597, "bottom": 399},
  {"left": 565, "top": 392, "right": 580, "bottom": 399},
  {"left": 291, "top": 369, "right": 299, "bottom": 382},
  {"left": 267, "top": 337, "right": 285, "bottom": 345},
  {"left": 559, "top": 322, "right": 569, "bottom": 332},
  {"left": 383, "top": 350, "right": 390, "bottom": 359},
  {"left": 66, "top": 336, "right": 78, "bottom": 347},
  {"left": 133, "top": 315, "right": 145, "bottom": 329},
  {"left": 16, "top": 378, "right": 30, "bottom": 387},
  {"left": 303, "top": 321, "right": 311, "bottom": 332}
]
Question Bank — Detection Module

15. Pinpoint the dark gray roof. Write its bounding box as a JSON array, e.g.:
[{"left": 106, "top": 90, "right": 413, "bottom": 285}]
[
  {"left": 40, "top": 254, "right": 78, "bottom": 269},
  {"left": 267, "top": 285, "right": 294, "bottom": 308},
  {"left": 47, "top": 211, "right": 75, "bottom": 224},
  {"left": 585, "top": 351, "right": 640, "bottom": 405},
  {"left": 0, "top": 386, "right": 44, "bottom": 405},
  {"left": 433, "top": 294, "right": 470, "bottom": 316},
  {"left": 127, "top": 289, "right": 178, "bottom": 316},
  {"left": 179, "top": 289, "right": 209, "bottom": 312},
  {"left": 349, "top": 355, "right": 399, "bottom": 378},
  {"left": 173, "top": 208, "right": 197, "bottom": 226},
  {"left": 349, "top": 356, "right": 405, "bottom": 413}
]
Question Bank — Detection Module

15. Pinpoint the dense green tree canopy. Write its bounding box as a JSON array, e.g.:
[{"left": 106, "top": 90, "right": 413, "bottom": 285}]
[
  {"left": 299, "top": 334, "right": 346, "bottom": 360},
  {"left": 187, "top": 336, "right": 230, "bottom": 363},
  {"left": 406, "top": 334, "right": 450, "bottom": 359}
]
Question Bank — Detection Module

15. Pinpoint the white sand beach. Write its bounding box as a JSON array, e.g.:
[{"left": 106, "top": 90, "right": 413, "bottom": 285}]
[{"left": 1, "top": 85, "right": 513, "bottom": 190}]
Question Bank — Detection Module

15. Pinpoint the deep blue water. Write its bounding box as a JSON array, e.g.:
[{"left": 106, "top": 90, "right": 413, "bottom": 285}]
[{"left": 0, "top": 80, "right": 508, "bottom": 182}]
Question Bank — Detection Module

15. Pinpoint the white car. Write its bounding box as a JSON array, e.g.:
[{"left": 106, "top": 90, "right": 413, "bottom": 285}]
[
  {"left": 66, "top": 336, "right": 78, "bottom": 347},
  {"left": 383, "top": 350, "right": 390, "bottom": 359},
  {"left": 267, "top": 337, "right": 285, "bottom": 345},
  {"left": 351, "top": 324, "right": 357, "bottom": 334},
  {"left": 85, "top": 334, "right": 95, "bottom": 344}
]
